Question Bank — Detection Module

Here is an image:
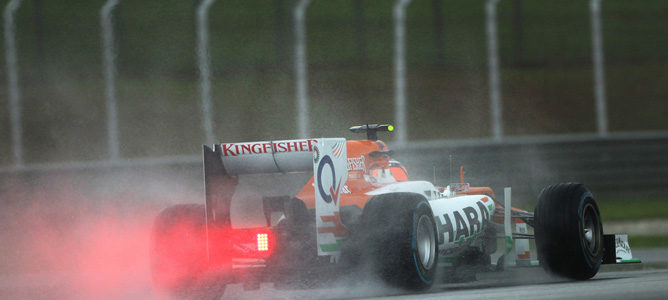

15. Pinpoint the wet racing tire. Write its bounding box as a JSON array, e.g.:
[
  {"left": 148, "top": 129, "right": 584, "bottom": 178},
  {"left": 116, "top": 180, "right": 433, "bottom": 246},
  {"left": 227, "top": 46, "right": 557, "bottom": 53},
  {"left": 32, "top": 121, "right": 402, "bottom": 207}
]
[
  {"left": 534, "top": 183, "right": 604, "bottom": 280},
  {"left": 358, "top": 193, "right": 438, "bottom": 290},
  {"left": 150, "top": 204, "right": 225, "bottom": 299}
]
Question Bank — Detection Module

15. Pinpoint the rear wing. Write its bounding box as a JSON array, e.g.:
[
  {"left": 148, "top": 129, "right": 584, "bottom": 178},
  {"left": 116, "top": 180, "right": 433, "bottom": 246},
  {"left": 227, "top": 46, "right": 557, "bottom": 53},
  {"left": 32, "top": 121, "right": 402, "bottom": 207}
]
[{"left": 203, "top": 138, "right": 348, "bottom": 257}]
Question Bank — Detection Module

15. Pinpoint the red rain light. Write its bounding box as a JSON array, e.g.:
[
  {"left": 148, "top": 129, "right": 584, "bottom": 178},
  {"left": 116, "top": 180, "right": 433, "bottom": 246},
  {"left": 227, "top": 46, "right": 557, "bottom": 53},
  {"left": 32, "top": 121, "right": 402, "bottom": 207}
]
[
  {"left": 209, "top": 227, "right": 274, "bottom": 259},
  {"left": 256, "top": 233, "right": 269, "bottom": 252}
]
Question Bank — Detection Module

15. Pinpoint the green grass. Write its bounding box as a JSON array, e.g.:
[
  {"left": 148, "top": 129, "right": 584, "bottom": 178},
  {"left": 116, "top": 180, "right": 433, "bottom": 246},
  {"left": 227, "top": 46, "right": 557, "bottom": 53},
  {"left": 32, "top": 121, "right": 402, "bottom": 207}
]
[
  {"left": 598, "top": 197, "right": 668, "bottom": 222},
  {"left": 505, "top": 196, "right": 668, "bottom": 222},
  {"left": 628, "top": 235, "right": 668, "bottom": 248},
  {"left": 599, "top": 197, "right": 668, "bottom": 249}
]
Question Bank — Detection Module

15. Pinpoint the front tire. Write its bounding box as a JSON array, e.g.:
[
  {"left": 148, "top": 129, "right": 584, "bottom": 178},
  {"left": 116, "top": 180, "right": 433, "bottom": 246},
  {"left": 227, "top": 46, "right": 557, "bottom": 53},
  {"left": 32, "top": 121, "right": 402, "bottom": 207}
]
[
  {"left": 534, "top": 183, "right": 604, "bottom": 280},
  {"left": 357, "top": 193, "right": 438, "bottom": 290}
]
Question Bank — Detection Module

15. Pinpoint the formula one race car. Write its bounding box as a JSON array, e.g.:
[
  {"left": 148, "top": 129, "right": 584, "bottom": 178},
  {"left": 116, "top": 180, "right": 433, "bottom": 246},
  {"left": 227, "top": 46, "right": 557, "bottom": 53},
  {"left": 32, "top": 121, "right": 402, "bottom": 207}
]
[{"left": 150, "top": 124, "right": 639, "bottom": 298}]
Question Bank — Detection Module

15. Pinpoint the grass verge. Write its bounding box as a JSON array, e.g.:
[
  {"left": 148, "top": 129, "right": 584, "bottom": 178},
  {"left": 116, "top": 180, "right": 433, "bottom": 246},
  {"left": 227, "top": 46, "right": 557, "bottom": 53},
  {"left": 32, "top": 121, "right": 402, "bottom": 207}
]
[
  {"left": 598, "top": 197, "right": 668, "bottom": 222},
  {"left": 628, "top": 235, "right": 668, "bottom": 248}
]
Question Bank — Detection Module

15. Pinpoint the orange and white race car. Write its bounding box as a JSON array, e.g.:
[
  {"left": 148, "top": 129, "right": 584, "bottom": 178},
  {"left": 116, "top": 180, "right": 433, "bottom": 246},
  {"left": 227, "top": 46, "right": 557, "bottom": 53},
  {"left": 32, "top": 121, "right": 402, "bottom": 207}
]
[{"left": 150, "top": 124, "right": 639, "bottom": 298}]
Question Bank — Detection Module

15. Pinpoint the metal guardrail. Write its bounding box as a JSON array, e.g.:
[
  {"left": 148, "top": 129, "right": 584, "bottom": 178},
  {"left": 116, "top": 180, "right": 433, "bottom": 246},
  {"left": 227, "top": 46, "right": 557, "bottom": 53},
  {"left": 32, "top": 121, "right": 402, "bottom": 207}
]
[
  {"left": 392, "top": 131, "right": 668, "bottom": 200},
  {"left": 0, "top": 155, "right": 200, "bottom": 174},
  {"left": 1, "top": 132, "right": 667, "bottom": 201}
]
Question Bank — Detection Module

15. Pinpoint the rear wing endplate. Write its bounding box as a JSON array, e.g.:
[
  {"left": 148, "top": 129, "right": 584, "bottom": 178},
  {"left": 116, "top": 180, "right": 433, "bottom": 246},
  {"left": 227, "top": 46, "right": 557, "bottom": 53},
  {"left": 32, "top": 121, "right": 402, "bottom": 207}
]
[{"left": 312, "top": 139, "right": 348, "bottom": 257}]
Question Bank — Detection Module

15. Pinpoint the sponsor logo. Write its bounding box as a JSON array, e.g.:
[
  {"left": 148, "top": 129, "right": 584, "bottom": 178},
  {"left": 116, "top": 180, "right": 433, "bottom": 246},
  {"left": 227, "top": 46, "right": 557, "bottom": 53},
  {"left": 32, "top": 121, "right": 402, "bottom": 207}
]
[
  {"left": 317, "top": 155, "right": 343, "bottom": 205},
  {"left": 616, "top": 236, "right": 631, "bottom": 256},
  {"left": 221, "top": 139, "right": 317, "bottom": 156},
  {"left": 435, "top": 201, "right": 490, "bottom": 245},
  {"left": 346, "top": 156, "right": 365, "bottom": 172}
]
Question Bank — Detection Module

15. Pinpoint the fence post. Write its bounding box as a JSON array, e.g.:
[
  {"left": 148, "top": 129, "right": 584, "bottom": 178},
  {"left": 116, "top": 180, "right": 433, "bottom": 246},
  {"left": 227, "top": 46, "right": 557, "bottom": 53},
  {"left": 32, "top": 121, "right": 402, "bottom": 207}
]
[
  {"left": 294, "top": 0, "right": 311, "bottom": 139},
  {"left": 197, "top": 0, "right": 217, "bottom": 146},
  {"left": 393, "top": 0, "right": 412, "bottom": 145},
  {"left": 590, "top": 0, "right": 608, "bottom": 136},
  {"left": 4, "top": 0, "right": 24, "bottom": 167},
  {"left": 486, "top": 0, "right": 502, "bottom": 140},
  {"left": 431, "top": 0, "right": 445, "bottom": 66},
  {"left": 101, "top": 0, "right": 121, "bottom": 161},
  {"left": 354, "top": 0, "right": 367, "bottom": 65}
]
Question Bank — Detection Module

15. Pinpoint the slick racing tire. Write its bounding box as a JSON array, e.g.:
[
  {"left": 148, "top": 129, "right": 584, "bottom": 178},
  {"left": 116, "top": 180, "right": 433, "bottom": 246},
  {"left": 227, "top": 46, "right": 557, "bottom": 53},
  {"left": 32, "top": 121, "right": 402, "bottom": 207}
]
[
  {"left": 534, "top": 183, "right": 604, "bottom": 280},
  {"left": 359, "top": 193, "right": 438, "bottom": 291},
  {"left": 150, "top": 204, "right": 225, "bottom": 299}
]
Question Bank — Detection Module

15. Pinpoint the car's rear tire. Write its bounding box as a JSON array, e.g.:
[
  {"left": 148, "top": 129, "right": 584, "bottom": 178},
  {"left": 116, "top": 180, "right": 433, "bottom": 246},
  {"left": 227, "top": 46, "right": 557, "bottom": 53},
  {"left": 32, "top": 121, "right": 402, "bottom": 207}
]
[
  {"left": 358, "top": 193, "right": 438, "bottom": 291},
  {"left": 150, "top": 204, "right": 225, "bottom": 299},
  {"left": 534, "top": 183, "right": 603, "bottom": 280},
  {"left": 270, "top": 200, "right": 326, "bottom": 289}
]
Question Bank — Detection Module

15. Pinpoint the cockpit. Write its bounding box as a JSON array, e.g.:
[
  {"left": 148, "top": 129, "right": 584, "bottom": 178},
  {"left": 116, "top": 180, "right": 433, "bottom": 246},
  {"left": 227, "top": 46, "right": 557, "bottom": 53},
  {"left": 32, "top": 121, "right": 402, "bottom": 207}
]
[
  {"left": 368, "top": 159, "right": 409, "bottom": 183},
  {"left": 348, "top": 124, "right": 409, "bottom": 183}
]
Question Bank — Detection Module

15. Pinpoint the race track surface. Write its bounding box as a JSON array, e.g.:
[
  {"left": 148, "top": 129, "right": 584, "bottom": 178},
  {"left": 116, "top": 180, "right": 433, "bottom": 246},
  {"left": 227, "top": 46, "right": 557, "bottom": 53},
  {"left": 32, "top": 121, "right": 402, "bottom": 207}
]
[
  {"left": 223, "top": 266, "right": 668, "bottom": 300},
  {"left": 380, "top": 269, "right": 668, "bottom": 300},
  {"left": 1, "top": 254, "right": 666, "bottom": 299}
]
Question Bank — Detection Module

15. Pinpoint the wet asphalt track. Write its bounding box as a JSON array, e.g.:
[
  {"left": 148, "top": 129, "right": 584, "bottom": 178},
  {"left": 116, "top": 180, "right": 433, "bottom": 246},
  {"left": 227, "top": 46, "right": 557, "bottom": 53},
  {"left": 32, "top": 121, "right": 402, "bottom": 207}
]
[
  {"left": 224, "top": 248, "right": 668, "bottom": 299},
  {"left": 378, "top": 268, "right": 668, "bottom": 300},
  {"left": 223, "top": 266, "right": 668, "bottom": 300},
  {"left": 2, "top": 250, "right": 667, "bottom": 299}
]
